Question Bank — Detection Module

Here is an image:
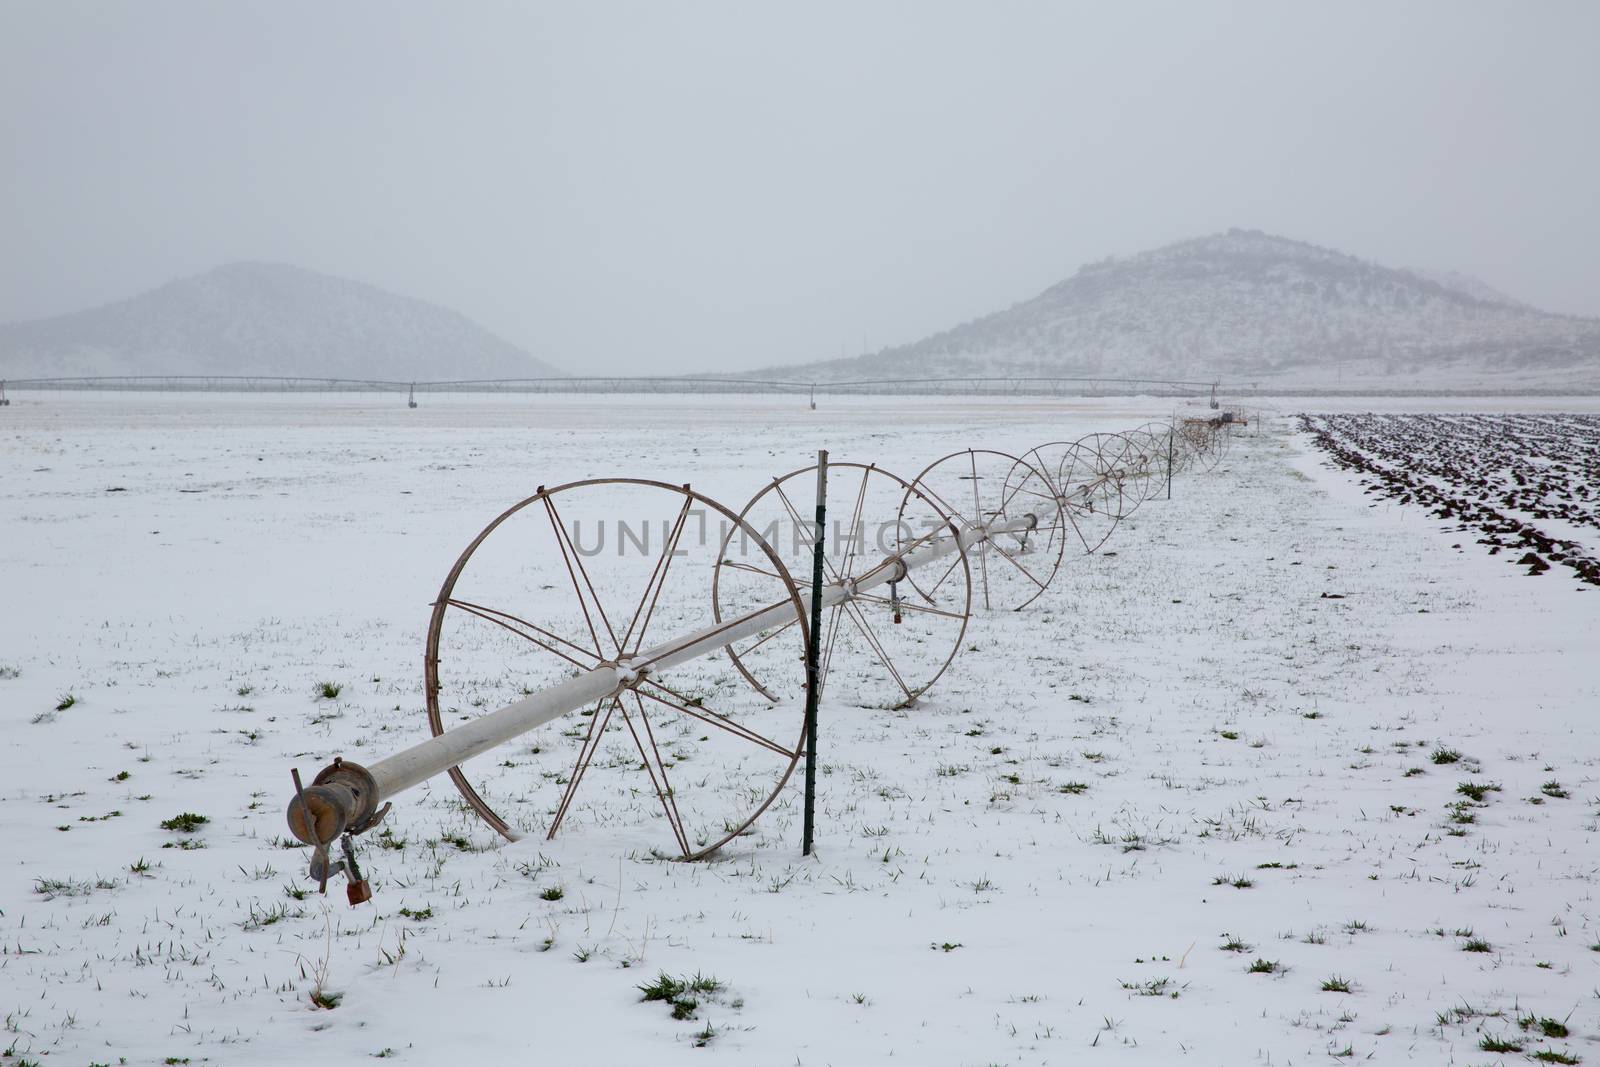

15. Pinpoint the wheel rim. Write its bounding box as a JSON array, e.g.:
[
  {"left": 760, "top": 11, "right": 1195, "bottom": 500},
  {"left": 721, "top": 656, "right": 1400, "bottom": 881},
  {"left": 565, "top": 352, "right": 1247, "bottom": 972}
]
[
  {"left": 424, "top": 479, "right": 810, "bottom": 859},
  {"left": 901, "top": 449, "right": 1066, "bottom": 612},
  {"left": 714, "top": 462, "right": 972, "bottom": 710}
]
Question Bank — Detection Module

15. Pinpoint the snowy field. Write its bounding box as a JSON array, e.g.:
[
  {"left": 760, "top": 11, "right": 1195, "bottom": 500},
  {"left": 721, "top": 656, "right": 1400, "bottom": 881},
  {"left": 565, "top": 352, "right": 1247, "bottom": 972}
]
[{"left": 2, "top": 392, "right": 1598, "bottom": 1066}]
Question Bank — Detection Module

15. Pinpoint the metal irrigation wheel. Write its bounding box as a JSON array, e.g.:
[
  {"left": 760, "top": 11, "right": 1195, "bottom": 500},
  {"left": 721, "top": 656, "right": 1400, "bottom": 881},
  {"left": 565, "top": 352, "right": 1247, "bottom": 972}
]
[
  {"left": 1020, "top": 434, "right": 1136, "bottom": 554},
  {"left": 713, "top": 462, "right": 972, "bottom": 710},
  {"left": 1124, "top": 422, "right": 1175, "bottom": 500},
  {"left": 1104, "top": 429, "right": 1165, "bottom": 516},
  {"left": 901, "top": 448, "right": 1066, "bottom": 611},
  {"left": 1204, "top": 418, "right": 1236, "bottom": 469},
  {"left": 1180, "top": 419, "right": 1227, "bottom": 473},
  {"left": 424, "top": 479, "right": 810, "bottom": 860}
]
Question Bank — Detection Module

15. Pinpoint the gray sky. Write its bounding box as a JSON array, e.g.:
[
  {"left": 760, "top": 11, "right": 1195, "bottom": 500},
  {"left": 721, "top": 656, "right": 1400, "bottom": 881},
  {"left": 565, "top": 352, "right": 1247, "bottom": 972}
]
[{"left": 3, "top": 1, "right": 1597, "bottom": 374}]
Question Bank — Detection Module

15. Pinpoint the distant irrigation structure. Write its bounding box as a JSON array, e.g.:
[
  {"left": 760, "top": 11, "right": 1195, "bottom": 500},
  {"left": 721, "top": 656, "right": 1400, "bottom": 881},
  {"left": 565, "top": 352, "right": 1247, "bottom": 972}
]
[{"left": 0, "top": 374, "right": 1224, "bottom": 404}]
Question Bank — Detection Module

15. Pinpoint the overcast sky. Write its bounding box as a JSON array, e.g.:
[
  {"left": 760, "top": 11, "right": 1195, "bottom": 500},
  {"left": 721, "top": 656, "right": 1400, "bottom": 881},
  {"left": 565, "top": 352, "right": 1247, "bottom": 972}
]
[{"left": 2, "top": 1, "right": 1597, "bottom": 374}]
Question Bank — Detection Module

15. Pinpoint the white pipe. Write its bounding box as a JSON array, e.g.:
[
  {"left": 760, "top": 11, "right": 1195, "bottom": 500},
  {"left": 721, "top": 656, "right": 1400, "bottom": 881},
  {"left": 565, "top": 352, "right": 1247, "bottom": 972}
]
[{"left": 366, "top": 511, "right": 1038, "bottom": 802}]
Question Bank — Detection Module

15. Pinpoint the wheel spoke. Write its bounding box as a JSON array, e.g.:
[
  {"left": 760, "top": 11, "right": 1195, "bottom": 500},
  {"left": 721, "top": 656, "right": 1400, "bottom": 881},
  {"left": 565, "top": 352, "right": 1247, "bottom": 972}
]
[
  {"left": 908, "top": 477, "right": 964, "bottom": 527},
  {"left": 772, "top": 481, "right": 848, "bottom": 587},
  {"left": 994, "top": 464, "right": 1037, "bottom": 516},
  {"left": 548, "top": 698, "right": 617, "bottom": 837},
  {"left": 621, "top": 495, "right": 694, "bottom": 655},
  {"left": 817, "top": 599, "right": 849, "bottom": 694},
  {"left": 898, "top": 521, "right": 950, "bottom": 556},
  {"left": 732, "top": 615, "right": 798, "bottom": 658},
  {"left": 977, "top": 538, "right": 993, "bottom": 610},
  {"left": 967, "top": 450, "right": 984, "bottom": 518},
  {"left": 1059, "top": 498, "right": 1101, "bottom": 552},
  {"left": 966, "top": 451, "right": 992, "bottom": 610},
  {"left": 622, "top": 694, "right": 690, "bottom": 857},
  {"left": 988, "top": 542, "right": 1048, "bottom": 592},
  {"left": 854, "top": 591, "right": 966, "bottom": 621},
  {"left": 637, "top": 680, "right": 796, "bottom": 759},
  {"left": 926, "top": 550, "right": 965, "bottom": 600},
  {"left": 1034, "top": 513, "right": 1079, "bottom": 555},
  {"left": 719, "top": 558, "right": 789, "bottom": 584},
  {"left": 542, "top": 495, "right": 620, "bottom": 657},
  {"left": 445, "top": 598, "right": 600, "bottom": 671},
  {"left": 1011, "top": 485, "right": 1058, "bottom": 505},
  {"left": 838, "top": 597, "right": 915, "bottom": 701},
  {"left": 838, "top": 466, "right": 872, "bottom": 580}
]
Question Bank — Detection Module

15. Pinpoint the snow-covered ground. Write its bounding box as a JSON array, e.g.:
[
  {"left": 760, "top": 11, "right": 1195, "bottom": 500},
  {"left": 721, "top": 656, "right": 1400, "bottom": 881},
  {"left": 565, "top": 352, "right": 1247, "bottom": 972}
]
[{"left": 2, "top": 393, "right": 1597, "bottom": 1065}]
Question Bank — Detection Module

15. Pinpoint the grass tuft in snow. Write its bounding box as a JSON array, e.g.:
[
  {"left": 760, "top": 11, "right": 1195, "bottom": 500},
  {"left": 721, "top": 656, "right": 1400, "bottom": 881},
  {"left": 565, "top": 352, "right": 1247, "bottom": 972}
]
[
  {"left": 1480, "top": 1035, "right": 1524, "bottom": 1053},
  {"left": 34, "top": 877, "right": 115, "bottom": 899},
  {"left": 309, "top": 989, "right": 342, "bottom": 1010},
  {"left": 638, "top": 971, "right": 723, "bottom": 1021},
  {"left": 1119, "top": 977, "right": 1180, "bottom": 998},
  {"left": 1519, "top": 1015, "right": 1571, "bottom": 1039},
  {"left": 241, "top": 902, "right": 304, "bottom": 930}
]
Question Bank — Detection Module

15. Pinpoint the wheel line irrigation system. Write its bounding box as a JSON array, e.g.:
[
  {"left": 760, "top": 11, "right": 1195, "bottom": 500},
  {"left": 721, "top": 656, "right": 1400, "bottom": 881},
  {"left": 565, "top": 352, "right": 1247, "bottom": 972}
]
[{"left": 267, "top": 407, "right": 1246, "bottom": 904}]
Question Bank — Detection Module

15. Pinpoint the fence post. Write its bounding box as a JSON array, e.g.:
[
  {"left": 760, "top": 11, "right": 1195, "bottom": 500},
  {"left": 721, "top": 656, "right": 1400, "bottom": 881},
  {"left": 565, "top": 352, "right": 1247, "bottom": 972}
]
[
  {"left": 1166, "top": 426, "right": 1175, "bottom": 500},
  {"left": 802, "top": 449, "right": 828, "bottom": 856}
]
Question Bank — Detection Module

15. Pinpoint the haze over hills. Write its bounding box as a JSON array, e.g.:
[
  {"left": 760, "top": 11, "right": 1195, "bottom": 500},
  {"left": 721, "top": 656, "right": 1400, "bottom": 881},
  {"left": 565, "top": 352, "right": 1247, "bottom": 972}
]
[
  {"left": 754, "top": 230, "right": 1600, "bottom": 391},
  {"left": 8, "top": 235, "right": 1597, "bottom": 391},
  {"left": 0, "top": 262, "right": 563, "bottom": 381}
]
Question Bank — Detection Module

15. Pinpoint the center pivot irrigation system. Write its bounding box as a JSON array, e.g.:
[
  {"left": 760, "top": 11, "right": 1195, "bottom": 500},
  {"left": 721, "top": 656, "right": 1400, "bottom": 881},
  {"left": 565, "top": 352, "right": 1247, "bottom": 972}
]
[{"left": 283, "top": 412, "right": 1245, "bottom": 903}]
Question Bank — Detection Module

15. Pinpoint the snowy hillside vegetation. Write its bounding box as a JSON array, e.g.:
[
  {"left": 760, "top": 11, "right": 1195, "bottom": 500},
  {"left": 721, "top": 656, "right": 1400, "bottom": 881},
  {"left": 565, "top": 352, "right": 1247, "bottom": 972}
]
[
  {"left": 1403, "top": 267, "right": 1529, "bottom": 309},
  {"left": 761, "top": 230, "right": 1600, "bottom": 391},
  {"left": 0, "top": 262, "right": 563, "bottom": 380}
]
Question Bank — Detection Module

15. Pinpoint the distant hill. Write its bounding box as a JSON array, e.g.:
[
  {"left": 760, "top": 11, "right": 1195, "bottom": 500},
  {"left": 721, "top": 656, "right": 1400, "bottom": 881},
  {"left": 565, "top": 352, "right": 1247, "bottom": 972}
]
[
  {"left": 1403, "top": 267, "right": 1528, "bottom": 309},
  {"left": 0, "top": 262, "right": 562, "bottom": 381},
  {"left": 754, "top": 230, "right": 1600, "bottom": 391}
]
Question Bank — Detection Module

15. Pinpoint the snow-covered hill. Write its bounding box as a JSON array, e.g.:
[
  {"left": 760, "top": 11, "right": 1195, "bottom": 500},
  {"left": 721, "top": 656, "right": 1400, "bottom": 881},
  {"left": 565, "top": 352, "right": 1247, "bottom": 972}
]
[
  {"left": 1402, "top": 267, "right": 1528, "bottom": 309},
  {"left": 759, "top": 230, "right": 1600, "bottom": 390},
  {"left": 0, "top": 262, "right": 563, "bottom": 380}
]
